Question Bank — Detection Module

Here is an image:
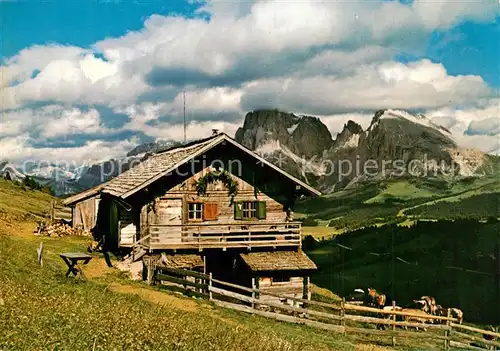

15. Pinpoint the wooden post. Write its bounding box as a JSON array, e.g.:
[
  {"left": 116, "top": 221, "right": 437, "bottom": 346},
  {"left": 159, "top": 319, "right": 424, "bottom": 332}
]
[
  {"left": 392, "top": 300, "right": 396, "bottom": 347},
  {"left": 203, "top": 255, "right": 207, "bottom": 275},
  {"left": 37, "top": 242, "right": 43, "bottom": 267},
  {"left": 132, "top": 229, "right": 136, "bottom": 262},
  {"left": 146, "top": 257, "right": 154, "bottom": 285},
  {"left": 208, "top": 272, "right": 213, "bottom": 301},
  {"left": 255, "top": 275, "right": 260, "bottom": 300},
  {"left": 341, "top": 297, "right": 346, "bottom": 336},
  {"left": 251, "top": 277, "right": 256, "bottom": 309},
  {"left": 51, "top": 200, "right": 55, "bottom": 222},
  {"left": 303, "top": 276, "right": 311, "bottom": 300},
  {"left": 444, "top": 308, "right": 451, "bottom": 350}
]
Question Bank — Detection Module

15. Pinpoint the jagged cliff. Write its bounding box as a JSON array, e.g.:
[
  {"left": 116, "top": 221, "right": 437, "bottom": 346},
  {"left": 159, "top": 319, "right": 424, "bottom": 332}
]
[{"left": 235, "top": 110, "right": 333, "bottom": 158}]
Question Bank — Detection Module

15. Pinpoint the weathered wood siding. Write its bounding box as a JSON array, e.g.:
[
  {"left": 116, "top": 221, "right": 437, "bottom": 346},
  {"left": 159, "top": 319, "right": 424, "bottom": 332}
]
[
  {"left": 72, "top": 195, "right": 100, "bottom": 231},
  {"left": 155, "top": 198, "right": 182, "bottom": 244},
  {"left": 160, "top": 167, "right": 288, "bottom": 225},
  {"left": 257, "top": 276, "right": 306, "bottom": 306}
]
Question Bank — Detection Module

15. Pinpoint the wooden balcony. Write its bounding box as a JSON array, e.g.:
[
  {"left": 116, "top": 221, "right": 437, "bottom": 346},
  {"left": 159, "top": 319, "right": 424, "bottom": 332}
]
[{"left": 145, "top": 222, "right": 302, "bottom": 250}]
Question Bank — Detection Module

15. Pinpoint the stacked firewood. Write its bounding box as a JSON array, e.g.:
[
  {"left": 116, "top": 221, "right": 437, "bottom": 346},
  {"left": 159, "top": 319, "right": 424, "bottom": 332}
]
[{"left": 34, "top": 221, "right": 90, "bottom": 237}]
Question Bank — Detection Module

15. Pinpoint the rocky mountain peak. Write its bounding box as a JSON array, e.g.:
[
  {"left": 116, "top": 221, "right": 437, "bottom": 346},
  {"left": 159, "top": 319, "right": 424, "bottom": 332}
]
[
  {"left": 332, "top": 120, "right": 364, "bottom": 150},
  {"left": 0, "top": 161, "right": 26, "bottom": 182},
  {"left": 344, "top": 120, "right": 364, "bottom": 134},
  {"left": 235, "top": 109, "right": 333, "bottom": 158}
]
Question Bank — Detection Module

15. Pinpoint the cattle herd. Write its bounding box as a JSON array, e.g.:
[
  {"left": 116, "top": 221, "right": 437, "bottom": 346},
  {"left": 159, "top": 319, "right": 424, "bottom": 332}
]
[{"left": 347, "top": 288, "right": 464, "bottom": 331}]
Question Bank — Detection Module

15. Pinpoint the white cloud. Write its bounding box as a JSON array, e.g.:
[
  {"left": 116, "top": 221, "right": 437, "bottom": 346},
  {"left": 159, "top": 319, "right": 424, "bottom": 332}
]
[
  {"left": 240, "top": 59, "right": 490, "bottom": 114},
  {"left": 0, "top": 0, "right": 497, "bottom": 163},
  {"left": 467, "top": 118, "right": 500, "bottom": 136},
  {"left": 0, "top": 45, "right": 86, "bottom": 89},
  {"left": 123, "top": 118, "right": 241, "bottom": 141},
  {"left": 1, "top": 51, "right": 149, "bottom": 110},
  {"left": 320, "top": 113, "right": 374, "bottom": 136},
  {"left": 424, "top": 98, "right": 500, "bottom": 154},
  {"left": 42, "top": 107, "right": 104, "bottom": 138},
  {"left": 1, "top": 105, "right": 111, "bottom": 139},
  {"left": 0, "top": 134, "right": 138, "bottom": 165}
]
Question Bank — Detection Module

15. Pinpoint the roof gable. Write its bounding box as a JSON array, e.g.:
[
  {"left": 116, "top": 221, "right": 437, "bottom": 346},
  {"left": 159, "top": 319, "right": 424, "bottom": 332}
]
[{"left": 68, "top": 133, "right": 320, "bottom": 201}]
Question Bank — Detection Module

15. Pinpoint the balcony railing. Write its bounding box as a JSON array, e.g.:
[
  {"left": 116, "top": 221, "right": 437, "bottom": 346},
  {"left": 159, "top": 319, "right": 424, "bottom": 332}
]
[{"left": 145, "top": 221, "right": 302, "bottom": 250}]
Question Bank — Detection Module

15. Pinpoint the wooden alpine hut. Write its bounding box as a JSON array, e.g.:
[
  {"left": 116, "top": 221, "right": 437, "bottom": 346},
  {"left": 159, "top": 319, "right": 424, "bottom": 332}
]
[{"left": 64, "top": 131, "right": 321, "bottom": 298}]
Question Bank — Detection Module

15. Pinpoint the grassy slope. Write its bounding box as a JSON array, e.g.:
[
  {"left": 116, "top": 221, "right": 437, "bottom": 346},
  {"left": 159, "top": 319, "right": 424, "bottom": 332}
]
[
  {"left": 297, "top": 176, "right": 500, "bottom": 237},
  {"left": 0, "top": 179, "right": 403, "bottom": 351},
  {"left": 363, "top": 181, "right": 436, "bottom": 204}
]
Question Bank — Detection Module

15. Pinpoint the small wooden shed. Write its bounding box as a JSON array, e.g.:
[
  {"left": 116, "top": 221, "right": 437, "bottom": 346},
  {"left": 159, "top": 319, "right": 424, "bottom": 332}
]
[
  {"left": 239, "top": 250, "right": 317, "bottom": 305},
  {"left": 61, "top": 184, "right": 105, "bottom": 231}
]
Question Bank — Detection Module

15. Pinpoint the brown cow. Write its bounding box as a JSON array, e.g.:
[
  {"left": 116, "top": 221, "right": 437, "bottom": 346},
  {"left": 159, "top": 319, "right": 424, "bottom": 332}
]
[
  {"left": 367, "top": 288, "right": 386, "bottom": 308},
  {"left": 435, "top": 305, "right": 464, "bottom": 324},
  {"left": 420, "top": 296, "right": 438, "bottom": 315},
  {"left": 401, "top": 308, "right": 431, "bottom": 331},
  {"left": 367, "top": 288, "right": 388, "bottom": 330}
]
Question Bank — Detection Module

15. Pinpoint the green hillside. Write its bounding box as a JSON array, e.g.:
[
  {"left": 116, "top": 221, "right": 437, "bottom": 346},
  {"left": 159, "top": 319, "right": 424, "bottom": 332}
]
[
  {"left": 304, "top": 219, "right": 500, "bottom": 325},
  {"left": 296, "top": 176, "right": 500, "bottom": 237},
  {"left": 0, "top": 179, "right": 407, "bottom": 351}
]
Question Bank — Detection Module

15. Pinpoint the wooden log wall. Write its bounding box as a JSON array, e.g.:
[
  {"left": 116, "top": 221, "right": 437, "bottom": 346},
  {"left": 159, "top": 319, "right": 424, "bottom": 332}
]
[
  {"left": 51, "top": 200, "right": 72, "bottom": 222},
  {"left": 162, "top": 167, "right": 288, "bottom": 226}
]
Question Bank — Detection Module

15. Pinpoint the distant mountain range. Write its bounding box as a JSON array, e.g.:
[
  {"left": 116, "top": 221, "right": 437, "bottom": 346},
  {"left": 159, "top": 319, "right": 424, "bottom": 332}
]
[
  {"left": 2, "top": 109, "right": 497, "bottom": 196},
  {"left": 235, "top": 109, "right": 495, "bottom": 192}
]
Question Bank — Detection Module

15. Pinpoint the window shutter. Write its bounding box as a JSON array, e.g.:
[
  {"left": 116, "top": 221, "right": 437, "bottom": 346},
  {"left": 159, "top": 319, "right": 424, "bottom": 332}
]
[
  {"left": 257, "top": 201, "right": 267, "bottom": 219},
  {"left": 203, "top": 203, "right": 218, "bottom": 221},
  {"left": 234, "top": 201, "right": 243, "bottom": 220}
]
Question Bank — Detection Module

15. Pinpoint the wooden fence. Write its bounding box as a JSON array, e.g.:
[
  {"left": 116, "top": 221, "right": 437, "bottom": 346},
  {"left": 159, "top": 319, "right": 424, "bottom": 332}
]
[
  {"left": 148, "top": 265, "right": 500, "bottom": 350},
  {"left": 50, "top": 200, "right": 72, "bottom": 222}
]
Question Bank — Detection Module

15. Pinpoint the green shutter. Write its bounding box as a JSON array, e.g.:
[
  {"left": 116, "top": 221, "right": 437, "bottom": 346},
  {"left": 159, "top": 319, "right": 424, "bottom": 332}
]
[
  {"left": 257, "top": 201, "right": 267, "bottom": 219},
  {"left": 234, "top": 201, "right": 243, "bottom": 220}
]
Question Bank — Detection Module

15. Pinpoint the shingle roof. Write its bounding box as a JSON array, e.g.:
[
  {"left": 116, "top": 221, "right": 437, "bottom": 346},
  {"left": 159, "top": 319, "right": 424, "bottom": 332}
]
[
  {"left": 239, "top": 250, "right": 317, "bottom": 272},
  {"left": 102, "top": 136, "right": 218, "bottom": 197},
  {"left": 62, "top": 183, "right": 104, "bottom": 206},
  {"left": 66, "top": 132, "right": 321, "bottom": 202},
  {"left": 157, "top": 253, "right": 204, "bottom": 269}
]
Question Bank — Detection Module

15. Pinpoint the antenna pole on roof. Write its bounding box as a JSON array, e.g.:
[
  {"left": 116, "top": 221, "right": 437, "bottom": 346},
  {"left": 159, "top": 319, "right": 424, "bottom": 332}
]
[{"left": 183, "top": 91, "right": 186, "bottom": 144}]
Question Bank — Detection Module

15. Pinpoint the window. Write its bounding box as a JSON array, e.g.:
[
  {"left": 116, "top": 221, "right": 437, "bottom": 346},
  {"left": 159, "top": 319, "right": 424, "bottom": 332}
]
[
  {"left": 272, "top": 276, "right": 291, "bottom": 283},
  {"left": 242, "top": 201, "right": 257, "bottom": 219},
  {"left": 234, "top": 201, "right": 267, "bottom": 220},
  {"left": 188, "top": 203, "right": 203, "bottom": 220}
]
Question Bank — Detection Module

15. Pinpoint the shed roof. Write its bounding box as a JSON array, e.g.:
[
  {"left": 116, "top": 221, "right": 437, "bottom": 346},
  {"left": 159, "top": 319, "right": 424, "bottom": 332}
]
[
  {"left": 239, "top": 251, "right": 317, "bottom": 272},
  {"left": 61, "top": 183, "right": 104, "bottom": 206},
  {"left": 158, "top": 253, "right": 204, "bottom": 269},
  {"left": 101, "top": 133, "right": 321, "bottom": 199}
]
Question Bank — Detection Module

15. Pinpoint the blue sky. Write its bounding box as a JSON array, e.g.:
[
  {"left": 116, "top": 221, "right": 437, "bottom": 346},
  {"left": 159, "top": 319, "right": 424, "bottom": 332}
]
[
  {"left": 0, "top": 0, "right": 499, "bottom": 163},
  {"left": 1, "top": 1, "right": 200, "bottom": 58}
]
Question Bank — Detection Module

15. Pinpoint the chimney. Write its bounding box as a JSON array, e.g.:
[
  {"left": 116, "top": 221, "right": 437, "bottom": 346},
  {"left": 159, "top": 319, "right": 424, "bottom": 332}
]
[{"left": 212, "top": 128, "right": 219, "bottom": 136}]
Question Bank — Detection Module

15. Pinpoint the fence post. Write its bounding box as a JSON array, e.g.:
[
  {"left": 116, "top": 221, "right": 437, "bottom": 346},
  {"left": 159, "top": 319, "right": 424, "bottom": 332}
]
[
  {"left": 208, "top": 272, "right": 213, "bottom": 301},
  {"left": 132, "top": 233, "right": 136, "bottom": 262},
  {"left": 51, "top": 200, "right": 55, "bottom": 221},
  {"left": 444, "top": 309, "right": 451, "bottom": 350},
  {"left": 251, "top": 277, "right": 256, "bottom": 309},
  {"left": 392, "top": 300, "right": 396, "bottom": 347},
  {"left": 341, "top": 297, "right": 346, "bottom": 336}
]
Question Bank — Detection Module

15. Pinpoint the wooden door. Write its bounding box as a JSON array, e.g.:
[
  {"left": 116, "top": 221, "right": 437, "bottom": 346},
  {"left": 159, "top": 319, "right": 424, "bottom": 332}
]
[{"left": 157, "top": 198, "right": 182, "bottom": 244}]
